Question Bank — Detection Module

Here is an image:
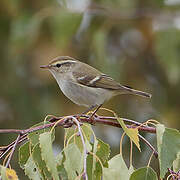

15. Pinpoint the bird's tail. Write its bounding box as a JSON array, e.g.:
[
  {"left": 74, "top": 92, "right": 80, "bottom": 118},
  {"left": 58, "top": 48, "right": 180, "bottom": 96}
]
[{"left": 119, "top": 85, "right": 152, "bottom": 98}]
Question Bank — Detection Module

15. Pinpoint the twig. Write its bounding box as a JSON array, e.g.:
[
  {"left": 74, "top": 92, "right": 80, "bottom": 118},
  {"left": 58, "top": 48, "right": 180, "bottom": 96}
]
[
  {"left": 138, "top": 134, "right": 158, "bottom": 158},
  {"left": 72, "top": 116, "right": 88, "bottom": 180},
  {"left": 5, "top": 134, "right": 21, "bottom": 168},
  {"left": 0, "top": 135, "right": 27, "bottom": 159},
  {"left": 168, "top": 168, "right": 180, "bottom": 180}
]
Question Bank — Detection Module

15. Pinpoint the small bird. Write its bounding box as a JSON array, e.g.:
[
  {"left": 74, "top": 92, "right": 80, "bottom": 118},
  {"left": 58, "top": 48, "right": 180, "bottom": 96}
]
[{"left": 40, "top": 56, "right": 151, "bottom": 113}]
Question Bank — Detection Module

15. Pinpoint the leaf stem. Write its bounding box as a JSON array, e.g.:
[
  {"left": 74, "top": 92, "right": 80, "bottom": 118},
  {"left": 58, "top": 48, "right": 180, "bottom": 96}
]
[{"left": 72, "top": 116, "right": 88, "bottom": 180}]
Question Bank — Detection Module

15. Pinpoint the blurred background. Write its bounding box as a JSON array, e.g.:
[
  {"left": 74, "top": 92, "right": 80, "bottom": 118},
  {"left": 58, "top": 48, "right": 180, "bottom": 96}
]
[{"left": 0, "top": 0, "right": 180, "bottom": 178}]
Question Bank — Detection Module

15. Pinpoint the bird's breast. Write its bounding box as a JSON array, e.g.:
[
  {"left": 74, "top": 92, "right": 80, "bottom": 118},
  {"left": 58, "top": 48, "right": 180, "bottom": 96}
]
[{"left": 56, "top": 79, "right": 113, "bottom": 107}]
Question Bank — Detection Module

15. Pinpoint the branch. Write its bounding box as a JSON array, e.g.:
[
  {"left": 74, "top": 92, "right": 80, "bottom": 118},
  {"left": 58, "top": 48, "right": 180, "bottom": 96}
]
[
  {"left": 0, "top": 115, "right": 156, "bottom": 135},
  {"left": 0, "top": 114, "right": 157, "bottom": 168},
  {"left": 82, "top": 115, "right": 156, "bottom": 133}
]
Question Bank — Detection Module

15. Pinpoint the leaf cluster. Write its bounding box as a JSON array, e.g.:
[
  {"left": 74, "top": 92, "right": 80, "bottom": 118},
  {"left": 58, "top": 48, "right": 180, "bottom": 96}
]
[{"left": 0, "top": 121, "right": 180, "bottom": 180}]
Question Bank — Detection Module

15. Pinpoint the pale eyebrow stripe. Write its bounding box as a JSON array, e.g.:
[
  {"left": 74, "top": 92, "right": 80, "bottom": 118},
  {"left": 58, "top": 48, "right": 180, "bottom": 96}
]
[
  {"left": 52, "top": 60, "right": 76, "bottom": 66},
  {"left": 60, "top": 60, "right": 76, "bottom": 64},
  {"left": 60, "top": 61, "right": 75, "bottom": 66}
]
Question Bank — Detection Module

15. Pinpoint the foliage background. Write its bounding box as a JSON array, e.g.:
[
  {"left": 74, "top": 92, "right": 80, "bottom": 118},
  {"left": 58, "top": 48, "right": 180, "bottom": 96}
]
[{"left": 0, "top": 0, "right": 180, "bottom": 178}]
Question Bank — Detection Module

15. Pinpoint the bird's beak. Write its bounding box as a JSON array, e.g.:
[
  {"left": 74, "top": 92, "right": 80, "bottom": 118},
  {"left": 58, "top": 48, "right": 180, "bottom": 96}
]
[{"left": 40, "top": 65, "right": 50, "bottom": 69}]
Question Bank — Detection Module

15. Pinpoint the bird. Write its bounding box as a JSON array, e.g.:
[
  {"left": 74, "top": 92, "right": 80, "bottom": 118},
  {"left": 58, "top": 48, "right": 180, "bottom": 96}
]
[{"left": 40, "top": 56, "right": 151, "bottom": 114}]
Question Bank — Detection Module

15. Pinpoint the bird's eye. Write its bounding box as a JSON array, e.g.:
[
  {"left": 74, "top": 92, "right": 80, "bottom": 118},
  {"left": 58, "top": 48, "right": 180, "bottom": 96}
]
[{"left": 56, "top": 63, "right": 61, "bottom": 68}]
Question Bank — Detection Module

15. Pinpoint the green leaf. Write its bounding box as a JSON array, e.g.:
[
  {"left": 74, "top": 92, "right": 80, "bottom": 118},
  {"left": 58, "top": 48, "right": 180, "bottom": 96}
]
[
  {"left": 0, "top": 166, "right": 8, "bottom": 180},
  {"left": 92, "top": 137, "right": 98, "bottom": 172},
  {"left": 81, "top": 124, "right": 93, "bottom": 152},
  {"left": 32, "top": 144, "right": 52, "bottom": 179},
  {"left": 94, "top": 138, "right": 110, "bottom": 179},
  {"left": 28, "top": 121, "right": 55, "bottom": 146},
  {"left": 103, "top": 154, "right": 132, "bottom": 180},
  {"left": 24, "top": 156, "right": 42, "bottom": 180},
  {"left": 173, "top": 152, "right": 180, "bottom": 172},
  {"left": 74, "top": 133, "right": 92, "bottom": 153},
  {"left": 87, "top": 154, "right": 94, "bottom": 180},
  {"left": 39, "top": 132, "right": 59, "bottom": 180},
  {"left": 117, "top": 117, "right": 140, "bottom": 151},
  {"left": 56, "top": 151, "right": 65, "bottom": 165},
  {"left": 57, "top": 164, "right": 68, "bottom": 180},
  {"left": 81, "top": 123, "right": 93, "bottom": 141},
  {"left": 96, "top": 138, "right": 110, "bottom": 167},
  {"left": 86, "top": 138, "right": 110, "bottom": 180},
  {"left": 64, "top": 127, "right": 76, "bottom": 142},
  {"left": 86, "top": 136, "right": 99, "bottom": 180},
  {"left": 56, "top": 152, "right": 68, "bottom": 180},
  {"left": 156, "top": 124, "right": 180, "bottom": 178},
  {"left": 130, "top": 167, "right": 158, "bottom": 180},
  {"left": 18, "top": 142, "right": 30, "bottom": 169},
  {"left": 64, "top": 125, "right": 92, "bottom": 153},
  {"left": 65, "top": 127, "right": 83, "bottom": 151},
  {"left": 156, "top": 124, "right": 165, "bottom": 156},
  {"left": 63, "top": 143, "right": 83, "bottom": 180}
]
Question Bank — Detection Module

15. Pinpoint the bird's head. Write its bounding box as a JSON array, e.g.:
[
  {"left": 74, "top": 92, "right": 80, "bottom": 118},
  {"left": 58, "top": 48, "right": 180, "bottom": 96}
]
[{"left": 40, "top": 56, "right": 77, "bottom": 74}]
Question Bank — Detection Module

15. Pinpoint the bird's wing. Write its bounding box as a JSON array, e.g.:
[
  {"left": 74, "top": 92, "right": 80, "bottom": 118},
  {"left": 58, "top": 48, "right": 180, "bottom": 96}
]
[
  {"left": 72, "top": 62, "right": 121, "bottom": 90},
  {"left": 72, "top": 62, "right": 151, "bottom": 98}
]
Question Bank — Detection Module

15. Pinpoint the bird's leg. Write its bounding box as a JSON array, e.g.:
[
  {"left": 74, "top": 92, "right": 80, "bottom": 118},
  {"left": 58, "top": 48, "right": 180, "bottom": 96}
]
[
  {"left": 82, "top": 105, "right": 97, "bottom": 115},
  {"left": 88, "top": 104, "right": 103, "bottom": 124},
  {"left": 76, "top": 105, "right": 97, "bottom": 122},
  {"left": 77, "top": 104, "right": 103, "bottom": 124}
]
